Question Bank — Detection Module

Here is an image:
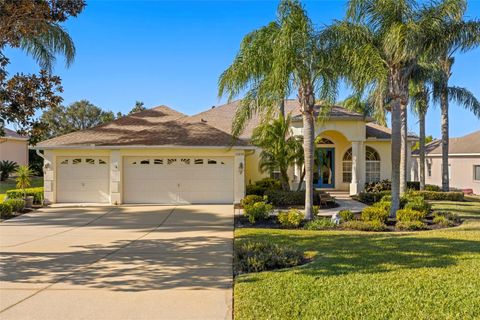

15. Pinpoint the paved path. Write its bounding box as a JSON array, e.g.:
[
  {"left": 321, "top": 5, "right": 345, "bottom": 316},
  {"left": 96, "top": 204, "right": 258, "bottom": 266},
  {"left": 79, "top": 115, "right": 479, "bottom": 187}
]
[{"left": 0, "top": 205, "right": 233, "bottom": 320}]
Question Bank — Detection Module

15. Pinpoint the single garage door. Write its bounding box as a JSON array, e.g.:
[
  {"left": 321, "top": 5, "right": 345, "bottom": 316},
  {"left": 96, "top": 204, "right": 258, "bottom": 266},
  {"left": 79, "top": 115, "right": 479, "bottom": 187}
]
[
  {"left": 123, "top": 156, "right": 234, "bottom": 204},
  {"left": 57, "top": 157, "right": 110, "bottom": 203}
]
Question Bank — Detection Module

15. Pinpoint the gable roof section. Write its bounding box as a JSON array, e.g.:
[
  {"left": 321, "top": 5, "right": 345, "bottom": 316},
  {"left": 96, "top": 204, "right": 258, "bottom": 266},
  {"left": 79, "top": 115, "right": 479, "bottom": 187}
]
[
  {"left": 2, "top": 128, "right": 28, "bottom": 140},
  {"left": 366, "top": 123, "right": 418, "bottom": 140},
  {"left": 413, "top": 130, "right": 480, "bottom": 155},
  {"left": 37, "top": 105, "right": 249, "bottom": 148}
]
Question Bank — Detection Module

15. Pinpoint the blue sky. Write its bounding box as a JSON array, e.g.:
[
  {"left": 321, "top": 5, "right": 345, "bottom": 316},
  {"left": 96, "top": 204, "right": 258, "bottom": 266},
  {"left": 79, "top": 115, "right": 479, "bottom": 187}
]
[{"left": 5, "top": 0, "right": 480, "bottom": 138}]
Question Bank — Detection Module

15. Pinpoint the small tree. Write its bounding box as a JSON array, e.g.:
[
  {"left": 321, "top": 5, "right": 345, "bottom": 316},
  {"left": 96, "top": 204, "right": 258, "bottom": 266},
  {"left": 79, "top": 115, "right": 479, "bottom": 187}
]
[
  {"left": 15, "top": 166, "right": 33, "bottom": 199},
  {"left": 0, "top": 160, "right": 18, "bottom": 181}
]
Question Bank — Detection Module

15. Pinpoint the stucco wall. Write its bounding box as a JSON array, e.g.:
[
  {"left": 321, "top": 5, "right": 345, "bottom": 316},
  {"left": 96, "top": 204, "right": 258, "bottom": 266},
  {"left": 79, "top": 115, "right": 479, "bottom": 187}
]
[
  {"left": 245, "top": 149, "right": 269, "bottom": 185},
  {"left": 0, "top": 139, "right": 28, "bottom": 166},
  {"left": 412, "top": 155, "right": 480, "bottom": 194}
]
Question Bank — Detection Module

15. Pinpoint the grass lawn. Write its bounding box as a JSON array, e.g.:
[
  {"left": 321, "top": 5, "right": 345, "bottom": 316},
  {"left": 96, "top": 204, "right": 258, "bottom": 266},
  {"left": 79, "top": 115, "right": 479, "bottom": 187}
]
[
  {"left": 234, "top": 200, "right": 480, "bottom": 319},
  {"left": 0, "top": 177, "right": 43, "bottom": 202}
]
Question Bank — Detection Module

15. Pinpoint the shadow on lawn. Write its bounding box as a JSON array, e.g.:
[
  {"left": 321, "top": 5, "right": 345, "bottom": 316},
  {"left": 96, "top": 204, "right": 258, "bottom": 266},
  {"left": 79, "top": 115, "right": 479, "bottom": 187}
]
[{"left": 236, "top": 231, "right": 480, "bottom": 278}]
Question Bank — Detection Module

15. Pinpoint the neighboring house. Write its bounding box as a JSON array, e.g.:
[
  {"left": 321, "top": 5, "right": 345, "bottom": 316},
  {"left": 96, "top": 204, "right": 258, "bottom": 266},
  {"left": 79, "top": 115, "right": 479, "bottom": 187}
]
[
  {"left": 34, "top": 100, "right": 417, "bottom": 205},
  {"left": 411, "top": 130, "right": 480, "bottom": 195},
  {"left": 0, "top": 128, "right": 29, "bottom": 166}
]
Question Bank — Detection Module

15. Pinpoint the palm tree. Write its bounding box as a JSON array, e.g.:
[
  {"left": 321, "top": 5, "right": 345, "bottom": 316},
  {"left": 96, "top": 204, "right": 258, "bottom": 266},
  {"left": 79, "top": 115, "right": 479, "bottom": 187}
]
[
  {"left": 251, "top": 114, "right": 303, "bottom": 191},
  {"left": 429, "top": 13, "right": 480, "bottom": 191},
  {"left": 340, "top": 93, "right": 387, "bottom": 126},
  {"left": 218, "top": 0, "right": 338, "bottom": 219}
]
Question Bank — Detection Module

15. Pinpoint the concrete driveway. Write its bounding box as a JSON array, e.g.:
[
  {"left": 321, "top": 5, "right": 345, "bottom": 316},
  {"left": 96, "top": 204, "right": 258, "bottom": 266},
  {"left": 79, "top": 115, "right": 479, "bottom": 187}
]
[{"left": 0, "top": 205, "right": 233, "bottom": 320}]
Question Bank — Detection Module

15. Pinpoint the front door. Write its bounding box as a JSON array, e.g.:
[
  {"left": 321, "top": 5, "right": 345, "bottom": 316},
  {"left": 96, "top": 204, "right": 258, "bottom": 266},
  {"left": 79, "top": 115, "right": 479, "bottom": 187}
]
[{"left": 316, "top": 148, "right": 335, "bottom": 188}]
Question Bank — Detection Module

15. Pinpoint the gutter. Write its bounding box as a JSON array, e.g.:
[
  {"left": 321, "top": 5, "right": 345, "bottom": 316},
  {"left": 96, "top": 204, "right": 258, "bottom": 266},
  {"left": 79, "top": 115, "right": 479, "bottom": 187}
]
[{"left": 31, "top": 144, "right": 257, "bottom": 151}]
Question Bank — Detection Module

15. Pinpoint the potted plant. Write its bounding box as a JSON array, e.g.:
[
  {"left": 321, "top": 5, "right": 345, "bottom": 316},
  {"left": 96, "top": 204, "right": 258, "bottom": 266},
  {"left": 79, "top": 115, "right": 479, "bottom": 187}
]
[{"left": 15, "top": 165, "right": 34, "bottom": 208}]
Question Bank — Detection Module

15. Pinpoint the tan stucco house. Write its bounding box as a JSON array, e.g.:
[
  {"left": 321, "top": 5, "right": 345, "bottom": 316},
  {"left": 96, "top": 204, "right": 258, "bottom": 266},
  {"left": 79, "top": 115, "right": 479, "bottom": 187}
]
[
  {"left": 0, "top": 128, "right": 29, "bottom": 166},
  {"left": 411, "top": 130, "right": 480, "bottom": 195},
  {"left": 34, "top": 100, "right": 416, "bottom": 204}
]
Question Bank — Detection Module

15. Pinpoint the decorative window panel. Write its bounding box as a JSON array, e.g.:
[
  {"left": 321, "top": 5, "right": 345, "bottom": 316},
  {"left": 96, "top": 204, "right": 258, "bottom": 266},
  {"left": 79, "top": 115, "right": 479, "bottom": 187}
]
[
  {"left": 343, "top": 161, "right": 352, "bottom": 183},
  {"left": 194, "top": 159, "right": 204, "bottom": 165},
  {"left": 72, "top": 158, "right": 81, "bottom": 165},
  {"left": 86, "top": 158, "right": 95, "bottom": 165},
  {"left": 154, "top": 159, "right": 163, "bottom": 165}
]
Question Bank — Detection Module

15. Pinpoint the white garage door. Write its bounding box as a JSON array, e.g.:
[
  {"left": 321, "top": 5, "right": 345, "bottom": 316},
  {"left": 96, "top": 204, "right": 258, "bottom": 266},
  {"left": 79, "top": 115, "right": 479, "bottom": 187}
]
[
  {"left": 123, "top": 156, "right": 234, "bottom": 204},
  {"left": 57, "top": 157, "right": 110, "bottom": 203}
]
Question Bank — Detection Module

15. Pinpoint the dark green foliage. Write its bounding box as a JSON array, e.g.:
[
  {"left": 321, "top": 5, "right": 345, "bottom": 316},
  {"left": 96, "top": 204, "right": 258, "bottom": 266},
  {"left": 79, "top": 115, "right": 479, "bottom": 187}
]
[
  {"left": 28, "top": 149, "right": 44, "bottom": 176},
  {"left": 433, "top": 211, "right": 461, "bottom": 225},
  {"left": 342, "top": 220, "right": 388, "bottom": 232},
  {"left": 0, "top": 202, "right": 13, "bottom": 218},
  {"left": 6, "top": 187, "right": 43, "bottom": 204},
  {"left": 234, "top": 241, "right": 304, "bottom": 274},
  {"left": 409, "top": 191, "right": 464, "bottom": 201},
  {"left": 357, "top": 191, "right": 391, "bottom": 204},
  {"left": 407, "top": 181, "right": 420, "bottom": 190},
  {"left": 364, "top": 179, "right": 391, "bottom": 192},
  {"left": 404, "top": 196, "right": 431, "bottom": 215},
  {"left": 265, "top": 190, "right": 320, "bottom": 207},
  {"left": 4, "top": 198, "right": 25, "bottom": 212},
  {"left": 361, "top": 206, "right": 389, "bottom": 223},
  {"left": 241, "top": 195, "right": 264, "bottom": 207},
  {"left": 244, "top": 202, "right": 273, "bottom": 224},
  {"left": 246, "top": 178, "right": 282, "bottom": 196},
  {"left": 432, "top": 215, "right": 456, "bottom": 227},
  {"left": 425, "top": 184, "right": 441, "bottom": 191},
  {"left": 338, "top": 209, "right": 354, "bottom": 222},
  {"left": 277, "top": 209, "right": 304, "bottom": 228},
  {"left": 397, "top": 220, "right": 428, "bottom": 230},
  {"left": 304, "top": 218, "right": 336, "bottom": 230},
  {"left": 0, "top": 160, "right": 18, "bottom": 181},
  {"left": 372, "top": 200, "right": 391, "bottom": 213},
  {"left": 396, "top": 208, "right": 426, "bottom": 222}
]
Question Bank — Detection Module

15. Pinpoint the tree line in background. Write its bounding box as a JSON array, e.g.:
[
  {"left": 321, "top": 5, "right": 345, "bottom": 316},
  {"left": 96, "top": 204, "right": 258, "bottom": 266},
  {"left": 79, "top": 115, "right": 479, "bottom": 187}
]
[{"left": 219, "top": 0, "right": 480, "bottom": 219}]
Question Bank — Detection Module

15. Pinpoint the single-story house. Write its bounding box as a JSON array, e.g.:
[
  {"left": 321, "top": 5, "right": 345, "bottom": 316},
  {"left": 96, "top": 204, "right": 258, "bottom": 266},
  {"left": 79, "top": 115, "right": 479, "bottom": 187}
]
[
  {"left": 0, "top": 128, "right": 29, "bottom": 166},
  {"left": 34, "top": 100, "right": 417, "bottom": 204},
  {"left": 411, "top": 130, "right": 480, "bottom": 195}
]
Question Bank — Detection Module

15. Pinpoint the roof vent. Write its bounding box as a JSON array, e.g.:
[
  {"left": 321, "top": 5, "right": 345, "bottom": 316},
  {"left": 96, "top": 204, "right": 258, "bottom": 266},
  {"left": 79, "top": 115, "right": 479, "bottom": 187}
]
[{"left": 201, "top": 118, "right": 207, "bottom": 123}]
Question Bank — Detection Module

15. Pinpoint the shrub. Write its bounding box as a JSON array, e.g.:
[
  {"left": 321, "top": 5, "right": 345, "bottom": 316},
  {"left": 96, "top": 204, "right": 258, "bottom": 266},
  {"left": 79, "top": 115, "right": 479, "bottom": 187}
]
[
  {"left": 408, "top": 191, "right": 464, "bottom": 201},
  {"left": 397, "top": 220, "right": 428, "bottom": 230},
  {"left": 304, "top": 218, "right": 336, "bottom": 230},
  {"left": 361, "top": 206, "right": 389, "bottom": 223},
  {"left": 234, "top": 241, "right": 304, "bottom": 274},
  {"left": 373, "top": 200, "right": 391, "bottom": 213},
  {"left": 312, "top": 205, "right": 320, "bottom": 215},
  {"left": 433, "top": 211, "right": 461, "bottom": 224},
  {"left": 246, "top": 178, "right": 282, "bottom": 196},
  {"left": 277, "top": 209, "right": 304, "bottom": 228},
  {"left": 264, "top": 190, "right": 320, "bottom": 207},
  {"left": 364, "top": 179, "right": 391, "bottom": 192},
  {"left": 406, "top": 181, "right": 420, "bottom": 190},
  {"left": 4, "top": 199, "right": 25, "bottom": 213},
  {"left": 396, "top": 208, "right": 426, "bottom": 222},
  {"left": 6, "top": 187, "right": 44, "bottom": 204},
  {"left": 0, "top": 160, "right": 18, "bottom": 181},
  {"left": 241, "top": 195, "right": 264, "bottom": 207},
  {"left": 0, "top": 202, "right": 13, "bottom": 218},
  {"left": 425, "top": 184, "right": 441, "bottom": 191},
  {"left": 357, "top": 191, "right": 391, "bottom": 204},
  {"left": 432, "top": 215, "right": 455, "bottom": 227},
  {"left": 343, "top": 220, "right": 388, "bottom": 231},
  {"left": 338, "top": 209, "right": 354, "bottom": 222},
  {"left": 404, "top": 196, "right": 431, "bottom": 215},
  {"left": 244, "top": 202, "right": 273, "bottom": 224}
]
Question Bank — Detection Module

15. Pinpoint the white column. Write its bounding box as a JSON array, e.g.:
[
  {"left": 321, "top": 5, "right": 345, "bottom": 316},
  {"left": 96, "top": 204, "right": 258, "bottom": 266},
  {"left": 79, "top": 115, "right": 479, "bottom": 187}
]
[
  {"left": 110, "top": 150, "right": 122, "bottom": 205},
  {"left": 350, "top": 141, "right": 361, "bottom": 195},
  {"left": 43, "top": 150, "right": 55, "bottom": 204},
  {"left": 234, "top": 152, "right": 246, "bottom": 204},
  {"left": 358, "top": 141, "right": 365, "bottom": 192}
]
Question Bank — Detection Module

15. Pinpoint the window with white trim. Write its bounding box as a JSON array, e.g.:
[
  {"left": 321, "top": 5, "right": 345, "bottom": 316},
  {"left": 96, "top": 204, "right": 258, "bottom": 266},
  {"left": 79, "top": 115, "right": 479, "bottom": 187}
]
[
  {"left": 474, "top": 165, "right": 480, "bottom": 181},
  {"left": 342, "top": 149, "right": 352, "bottom": 183},
  {"left": 365, "top": 146, "right": 381, "bottom": 183}
]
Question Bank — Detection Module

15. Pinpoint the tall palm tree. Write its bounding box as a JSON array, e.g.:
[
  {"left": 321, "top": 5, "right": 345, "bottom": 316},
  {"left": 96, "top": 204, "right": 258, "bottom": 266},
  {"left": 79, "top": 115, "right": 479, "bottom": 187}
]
[
  {"left": 251, "top": 114, "right": 303, "bottom": 191},
  {"left": 340, "top": 93, "right": 387, "bottom": 126},
  {"left": 218, "top": 0, "right": 338, "bottom": 219},
  {"left": 428, "top": 14, "right": 480, "bottom": 191}
]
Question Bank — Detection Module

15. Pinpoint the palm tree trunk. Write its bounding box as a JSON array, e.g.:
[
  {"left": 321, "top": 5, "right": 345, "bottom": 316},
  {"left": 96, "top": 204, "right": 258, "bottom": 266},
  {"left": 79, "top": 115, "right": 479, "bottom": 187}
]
[
  {"left": 280, "top": 168, "right": 290, "bottom": 191},
  {"left": 419, "top": 109, "right": 426, "bottom": 190},
  {"left": 296, "top": 167, "right": 306, "bottom": 192},
  {"left": 441, "top": 84, "right": 449, "bottom": 191},
  {"left": 400, "top": 102, "right": 408, "bottom": 194},
  {"left": 390, "top": 100, "right": 402, "bottom": 217},
  {"left": 279, "top": 100, "right": 285, "bottom": 118}
]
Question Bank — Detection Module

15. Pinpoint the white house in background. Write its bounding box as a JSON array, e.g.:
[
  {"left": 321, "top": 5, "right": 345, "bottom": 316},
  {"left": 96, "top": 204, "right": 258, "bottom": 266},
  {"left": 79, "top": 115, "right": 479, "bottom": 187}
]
[
  {"left": 0, "top": 128, "right": 29, "bottom": 166},
  {"left": 34, "top": 100, "right": 417, "bottom": 205},
  {"left": 412, "top": 130, "right": 480, "bottom": 195}
]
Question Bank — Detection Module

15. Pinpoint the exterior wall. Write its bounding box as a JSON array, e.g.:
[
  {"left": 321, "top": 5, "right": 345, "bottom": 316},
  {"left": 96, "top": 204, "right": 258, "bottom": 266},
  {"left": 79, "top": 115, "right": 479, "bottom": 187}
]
[
  {"left": 412, "top": 155, "right": 480, "bottom": 195},
  {"left": 365, "top": 140, "right": 392, "bottom": 181},
  {"left": 245, "top": 148, "right": 269, "bottom": 185},
  {"left": 43, "top": 148, "right": 246, "bottom": 204},
  {"left": 0, "top": 139, "right": 28, "bottom": 166}
]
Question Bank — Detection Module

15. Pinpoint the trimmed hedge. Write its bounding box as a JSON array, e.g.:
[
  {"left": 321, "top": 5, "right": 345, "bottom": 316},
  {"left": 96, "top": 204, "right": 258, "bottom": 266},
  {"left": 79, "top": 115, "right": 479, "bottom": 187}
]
[
  {"left": 408, "top": 191, "right": 464, "bottom": 201},
  {"left": 6, "top": 187, "right": 44, "bottom": 204},
  {"left": 343, "top": 220, "right": 388, "bottom": 231},
  {"left": 277, "top": 209, "right": 304, "bottom": 228},
  {"left": 396, "top": 208, "right": 426, "bottom": 222},
  {"left": 4, "top": 199, "right": 25, "bottom": 213},
  {"left": 361, "top": 206, "right": 389, "bottom": 223},
  {"left": 357, "top": 191, "right": 391, "bottom": 205},
  {"left": 0, "top": 202, "right": 13, "bottom": 218},
  {"left": 264, "top": 190, "right": 320, "bottom": 207},
  {"left": 246, "top": 178, "right": 282, "bottom": 196}
]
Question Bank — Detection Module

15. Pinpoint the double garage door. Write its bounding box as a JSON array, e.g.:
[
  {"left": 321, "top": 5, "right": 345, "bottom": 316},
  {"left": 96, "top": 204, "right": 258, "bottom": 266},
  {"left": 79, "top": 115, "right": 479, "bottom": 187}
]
[
  {"left": 123, "top": 156, "right": 234, "bottom": 204},
  {"left": 56, "top": 156, "right": 234, "bottom": 204}
]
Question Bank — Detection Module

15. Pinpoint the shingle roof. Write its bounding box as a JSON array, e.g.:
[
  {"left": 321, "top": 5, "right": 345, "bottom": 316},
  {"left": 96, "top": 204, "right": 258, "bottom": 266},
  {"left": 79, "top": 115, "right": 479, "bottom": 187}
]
[
  {"left": 37, "top": 105, "right": 248, "bottom": 148},
  {"left": 413, "top": 130, "right": 480, "bottom": 155},
  {"left": 366, "top": 122, "right": 418, "bottom": 140},
  {"left": 2, "top": 128, "right": 28, "bottom": 140}
]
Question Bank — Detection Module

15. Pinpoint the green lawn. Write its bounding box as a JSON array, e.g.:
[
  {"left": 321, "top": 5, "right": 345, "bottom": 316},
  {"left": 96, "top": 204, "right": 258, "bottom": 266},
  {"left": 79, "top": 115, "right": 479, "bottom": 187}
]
[
  {"left": 234, "top": 200, "right": 480, "bottom": 320},
  {"left": 0, "top": 177, "right": 43, "bottom": 202}
]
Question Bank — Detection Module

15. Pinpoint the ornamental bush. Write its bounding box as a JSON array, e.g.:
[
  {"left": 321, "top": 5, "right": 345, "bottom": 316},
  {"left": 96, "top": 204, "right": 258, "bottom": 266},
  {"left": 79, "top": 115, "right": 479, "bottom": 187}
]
[
  {"left": 343, "top": 220, "right": 388, "bottom": 232},
  {"left": 361, "top": 206, "right": 389, "bottom": 223},
  {"left": 432, "top": 215, "right": 456, "bottom": 227},
  {"left": 277, "top": 209, "right": 304, "bottom": 228},
  {"left": 408, "top": 191, "right": 464, "bottom": 201},
  {"left": 396, "top": 208, "right": 426, "bottom": 222},
  {"left": 357, "top": 191, "right": 391, "bottom": 204},
  {"left": 6, "top": 187, "right": 44, "bottom": 204},
  {"left": 338, "top": 209, "right": 355, "bottom": 222},
  {"left": 397, "top": 220, "right": 428, "bottom": 230},
  {"left": 404, "top": 197, "right": 431, "bottom": 215},
  {"left": 244, "top": 202, "right": 273, "bottom": 224},
  {"left": 241, "top": 195, "right": 264, "bottom": 207},
  {"left": 264, "top": 190, "right": 320, "bottom": 207},
  {"left": 245, "top": 178, "right": 282, "bottom": 196},
  {"left": 4, "top": 199, "right": 25, "bottom": 213},
  {"left": 234, "top": 241, "right": 304, "bottom": 274},
  {"left": 304, "top": 217, "right": 336, "bottom": 230},
  {"left": 0, "top": 202, "right": 13, "bottom": 218}
]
